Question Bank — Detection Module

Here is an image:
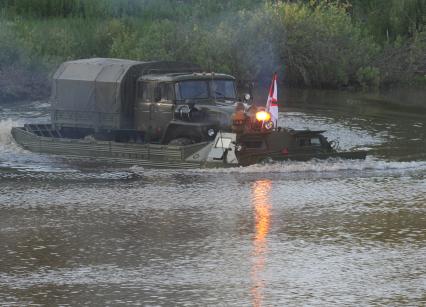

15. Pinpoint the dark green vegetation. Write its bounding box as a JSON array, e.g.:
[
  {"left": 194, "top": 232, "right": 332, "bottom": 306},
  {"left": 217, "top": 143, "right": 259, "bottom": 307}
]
[{"left": 0, "top": 0, "right": 425, "bottom": 101}]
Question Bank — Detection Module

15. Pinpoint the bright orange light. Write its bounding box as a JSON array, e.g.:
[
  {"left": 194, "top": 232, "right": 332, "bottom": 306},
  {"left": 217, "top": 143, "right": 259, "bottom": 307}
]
[
  {"left": 252, "top": 180, "right": 272, "bottom": 243},
  {"left": 250, "top": 179, "right": 272, "bottom": 307},
  {"left": 255, "top": 111, "right": 271, "bottom": 122}
]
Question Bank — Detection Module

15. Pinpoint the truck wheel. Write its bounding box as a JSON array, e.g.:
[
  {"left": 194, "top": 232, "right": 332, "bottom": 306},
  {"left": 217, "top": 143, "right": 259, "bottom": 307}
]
[{"left": 168, "top": 137, "right": 193, "bottom": 146}]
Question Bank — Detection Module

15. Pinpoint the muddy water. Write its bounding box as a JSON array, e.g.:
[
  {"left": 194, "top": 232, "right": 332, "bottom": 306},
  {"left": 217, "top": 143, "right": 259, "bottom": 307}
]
[{"left": 0, "top": 88, "right": 425, "bottom": 306}]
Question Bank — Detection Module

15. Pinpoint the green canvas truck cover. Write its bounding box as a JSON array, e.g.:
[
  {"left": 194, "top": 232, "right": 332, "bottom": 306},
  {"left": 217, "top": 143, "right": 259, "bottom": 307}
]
[{"left": 51, "top": 58, "right": 146, "bottom": 129}]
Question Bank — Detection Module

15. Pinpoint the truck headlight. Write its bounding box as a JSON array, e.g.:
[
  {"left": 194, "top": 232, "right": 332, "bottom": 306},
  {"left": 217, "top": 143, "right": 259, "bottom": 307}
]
[
  {"left": 207, "top": 128, "right": 215, "bottom": 137},
  {"left": 255, "top": 111, "right": 271, "bottom": 122},
  {"left": 264, "top": 121, "right": 274, "bottom": 130}
]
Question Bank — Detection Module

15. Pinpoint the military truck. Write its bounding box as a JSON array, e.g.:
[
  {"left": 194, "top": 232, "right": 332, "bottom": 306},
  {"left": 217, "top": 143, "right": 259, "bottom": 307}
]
[
  {"left": 12, "top": 58, "right": 367, "bottom": 168},
  {"left": 50, "top": 58, "right": 237, "bottom": 145}
]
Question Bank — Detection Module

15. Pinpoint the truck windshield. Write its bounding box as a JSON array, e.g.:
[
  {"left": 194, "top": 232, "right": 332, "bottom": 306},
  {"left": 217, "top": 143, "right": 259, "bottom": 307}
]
[
  {"left": 176, "top": 80, "right": 236, "bottom": 101},
  {"left": 211, "top": 80, "right": 236, "bottom": 99}
]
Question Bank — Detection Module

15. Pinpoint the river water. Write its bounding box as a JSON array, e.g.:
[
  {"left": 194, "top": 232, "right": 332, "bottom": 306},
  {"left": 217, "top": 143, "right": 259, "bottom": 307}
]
[{"left": 0, "top": 88, "right": 425, "bottom": 306}]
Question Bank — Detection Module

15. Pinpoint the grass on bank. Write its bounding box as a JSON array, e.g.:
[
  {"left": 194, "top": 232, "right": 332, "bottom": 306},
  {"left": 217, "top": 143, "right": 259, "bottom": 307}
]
[{"left": 0, "top": 1, "right": 425, "bottom": 101}]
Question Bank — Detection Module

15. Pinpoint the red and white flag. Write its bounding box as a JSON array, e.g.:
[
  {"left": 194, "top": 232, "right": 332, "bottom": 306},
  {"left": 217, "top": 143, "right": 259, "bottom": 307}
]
[{"left": 266, "top": 73, "right": 278, "bottom": 127}]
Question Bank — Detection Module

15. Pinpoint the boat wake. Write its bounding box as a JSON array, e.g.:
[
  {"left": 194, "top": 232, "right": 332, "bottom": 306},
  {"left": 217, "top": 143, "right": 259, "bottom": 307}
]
[
  {"left": 0, "top": 119, "right": 68, "bottom": 173},
  {"left": 188, "top": 156, "right": 426, "bottom": 175},
  {"left": 0, "top": 119, "right": 25, "bottom": 154}
]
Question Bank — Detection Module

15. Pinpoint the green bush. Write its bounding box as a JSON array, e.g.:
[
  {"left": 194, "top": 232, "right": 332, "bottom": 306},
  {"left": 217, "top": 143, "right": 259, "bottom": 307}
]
[
  {"left": 356, "top": 66, "right": 381, "bottom": 88},
  {"left": 0, "top": 0, "right": 425, "bottom": 102},
  {"left": 276, "top": 1, "right": 379, "bottom": 87},
  {"left": 0, "top": 20, "right": 28, "bottom": 67},
  {"left": 0, "top": 20, "right": 50, "bottom": 101}
]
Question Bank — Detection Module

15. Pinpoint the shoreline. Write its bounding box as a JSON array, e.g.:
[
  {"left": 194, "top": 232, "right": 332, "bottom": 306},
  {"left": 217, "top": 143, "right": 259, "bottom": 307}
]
[
  {"left": 0, "top": 66, "right": 50, "bottom": 103},
  {"left": 1, "top": 65, "right": 424, "bottom": 105}
]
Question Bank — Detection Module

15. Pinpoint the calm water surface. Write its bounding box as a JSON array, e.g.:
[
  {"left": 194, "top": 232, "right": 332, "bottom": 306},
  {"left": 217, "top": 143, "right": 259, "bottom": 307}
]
[{"left": 0, "top": 88, "right": 425, "bottom": 306}]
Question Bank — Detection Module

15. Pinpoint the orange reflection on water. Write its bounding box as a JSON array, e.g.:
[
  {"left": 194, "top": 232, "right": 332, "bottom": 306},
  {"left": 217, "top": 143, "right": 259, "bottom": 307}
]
[{"left": 250, "top": 179, "right": 272, "bottom": 307}]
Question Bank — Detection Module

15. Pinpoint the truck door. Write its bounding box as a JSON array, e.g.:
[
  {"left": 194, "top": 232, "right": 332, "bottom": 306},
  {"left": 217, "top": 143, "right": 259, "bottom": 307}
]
[
  {"left": 134, "top": 81, "right": 174, "bottom": 141},
  {"left": 153, "top": 83, "right": 175, "bottom": 139},
  {"left": 134, "top": 81, "right": 154, "bottom": 134}
]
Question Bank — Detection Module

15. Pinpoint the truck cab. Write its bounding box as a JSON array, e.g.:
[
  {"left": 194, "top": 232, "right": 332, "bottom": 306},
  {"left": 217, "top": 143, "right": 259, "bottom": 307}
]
[{"left": 135, "top": 73, "right": 238, "bottom": 144}]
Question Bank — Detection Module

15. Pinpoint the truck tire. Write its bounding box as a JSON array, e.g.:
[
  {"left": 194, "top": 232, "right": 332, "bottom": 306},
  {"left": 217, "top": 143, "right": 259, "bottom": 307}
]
[{"left": 168, "top": 137, "right": 193, "bottom": 146}]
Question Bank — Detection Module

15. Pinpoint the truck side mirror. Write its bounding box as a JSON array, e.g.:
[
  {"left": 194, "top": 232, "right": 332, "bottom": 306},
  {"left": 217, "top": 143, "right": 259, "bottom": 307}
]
[{"left": 154, "top": 86, "right": 161, "bottom": 102}]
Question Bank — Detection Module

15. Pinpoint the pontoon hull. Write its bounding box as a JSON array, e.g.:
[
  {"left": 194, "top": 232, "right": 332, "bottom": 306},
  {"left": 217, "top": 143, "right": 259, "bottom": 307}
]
[{"left": 11, "top": 126, "right": 367, "bottom": 168}]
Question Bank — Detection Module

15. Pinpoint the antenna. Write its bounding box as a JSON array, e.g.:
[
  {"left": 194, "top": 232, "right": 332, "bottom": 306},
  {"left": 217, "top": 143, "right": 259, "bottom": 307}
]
[{"left": 211, "top": 69, "right": 217, "bottom": 103}]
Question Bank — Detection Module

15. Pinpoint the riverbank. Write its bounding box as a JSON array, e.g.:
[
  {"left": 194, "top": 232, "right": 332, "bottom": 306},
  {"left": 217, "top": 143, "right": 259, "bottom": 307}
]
[
  {"left": 0, "top": 66, "right": 49, "bottom": 103},
  {"left": 0, "top": 1, "right": 424, "bottom": 102}
]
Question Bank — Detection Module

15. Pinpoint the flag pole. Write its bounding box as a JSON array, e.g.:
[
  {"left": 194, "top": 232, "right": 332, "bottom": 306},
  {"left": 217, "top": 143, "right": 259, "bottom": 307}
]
[{"left": 266, "top": 72, "right": 279, "bottom": 130}]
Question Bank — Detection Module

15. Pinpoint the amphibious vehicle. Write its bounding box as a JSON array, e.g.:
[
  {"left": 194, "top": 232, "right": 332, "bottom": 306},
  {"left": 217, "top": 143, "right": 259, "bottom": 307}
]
[{"left": 12, "top": 58, "right": 367, "bottom": 168}]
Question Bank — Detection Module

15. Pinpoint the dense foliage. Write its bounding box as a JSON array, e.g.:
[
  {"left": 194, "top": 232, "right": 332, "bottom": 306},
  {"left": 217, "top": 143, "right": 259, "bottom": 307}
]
[{"left": 0, "top": 0, "right": 425, "bottom": 100}]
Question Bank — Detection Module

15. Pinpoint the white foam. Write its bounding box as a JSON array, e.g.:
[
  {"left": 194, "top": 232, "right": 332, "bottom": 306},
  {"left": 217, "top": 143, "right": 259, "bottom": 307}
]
[
  {"left": 191, "top": 156, "right": 426, "bottom": 174},
  {"left": 0, "top": 119, "right": 24, "bottom": 153},
  {"left": 0, "top": 119, "right": 69, "bottom": 172}
]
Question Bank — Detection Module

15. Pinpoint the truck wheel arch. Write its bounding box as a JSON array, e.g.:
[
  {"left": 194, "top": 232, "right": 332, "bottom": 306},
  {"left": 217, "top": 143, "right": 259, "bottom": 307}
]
[{"left": 161, "top": 123, "right": 203, "bottom": 144}]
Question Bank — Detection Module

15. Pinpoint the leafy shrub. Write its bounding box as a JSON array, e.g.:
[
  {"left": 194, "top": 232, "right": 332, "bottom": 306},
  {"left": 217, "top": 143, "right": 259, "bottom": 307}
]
[
  {"left": 1, "top": 0, "right": 425, "bottom": 101},
  {"left": 0, "top": 20, "right": 27, "bottom": 67},
  {"left": 356, "top": 66, "right": 381, "bottom": 88},
  {"left": 276, "top": 1, "right": 379, "bottom": 87}
]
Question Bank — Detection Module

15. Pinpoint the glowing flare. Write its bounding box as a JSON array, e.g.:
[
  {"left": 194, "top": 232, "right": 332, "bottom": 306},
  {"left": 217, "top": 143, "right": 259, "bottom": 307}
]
[
  {"left": 250, "top": 179, "right": 272, "bottom": 307},
  {"left": 255, "top": 111, "right": 271, "bottom": 122}
]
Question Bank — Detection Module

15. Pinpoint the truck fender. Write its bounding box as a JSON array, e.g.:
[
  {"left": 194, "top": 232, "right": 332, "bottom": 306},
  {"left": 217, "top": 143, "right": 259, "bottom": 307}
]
[{"left": 161, "top": 123, "right": 203, "bottom": 144}]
